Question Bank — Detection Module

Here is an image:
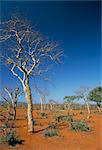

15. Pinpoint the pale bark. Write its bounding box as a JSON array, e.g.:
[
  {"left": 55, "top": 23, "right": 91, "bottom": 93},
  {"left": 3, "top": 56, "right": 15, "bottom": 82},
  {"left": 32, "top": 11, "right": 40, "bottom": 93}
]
[
  {"left": 86, "top": 102, "right": 90, "bottom": 114},
  {"left": 13, "top": 106, "right": 16, "bottom": 120},
  {"left": 97, "top": 106, "right": 101, "bottom": 113},
  {"left": 23, "top": 76, "right": 34, "bottom": 133},
  {"left": 64, "top": 104, "right": 67, "bottom": 110},
  {"left": 43, "top": 103, "right": 46, "bottom": 110},
  {"left": 68, "top": 103, "right": 71, "bottom": 110},
  {"left": 40, "top": 97, "right": 43, "bottom": 113},
  {"left": 50, "top": 104, "right": 53, "bottom": 110}
]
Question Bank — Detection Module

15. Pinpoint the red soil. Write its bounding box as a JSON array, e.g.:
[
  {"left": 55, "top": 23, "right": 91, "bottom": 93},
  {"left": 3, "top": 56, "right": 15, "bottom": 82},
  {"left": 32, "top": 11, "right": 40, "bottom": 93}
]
[{"left": 0, "top": 108, "right": 102, "bottom": 150}]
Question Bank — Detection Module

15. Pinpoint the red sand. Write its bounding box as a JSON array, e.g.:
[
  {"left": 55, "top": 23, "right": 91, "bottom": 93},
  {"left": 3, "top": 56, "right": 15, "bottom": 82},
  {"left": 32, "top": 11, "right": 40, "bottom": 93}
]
[{"left": 0, "top": 108, "right": 102, "bottom": 150}]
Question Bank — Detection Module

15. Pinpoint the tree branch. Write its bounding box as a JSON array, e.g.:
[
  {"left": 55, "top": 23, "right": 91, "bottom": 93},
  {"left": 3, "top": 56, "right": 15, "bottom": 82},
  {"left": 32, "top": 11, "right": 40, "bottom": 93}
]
[{"left": 11, "top": 64, "right": 24, "bottom": 85}]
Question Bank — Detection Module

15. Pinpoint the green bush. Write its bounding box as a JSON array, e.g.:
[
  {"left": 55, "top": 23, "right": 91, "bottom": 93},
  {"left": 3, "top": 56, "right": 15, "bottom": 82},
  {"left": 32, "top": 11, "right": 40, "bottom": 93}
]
[
  {"left": 93, "top": 111, "right": 97, "bottom": 114},
  {"left": 80, "top": 111, "right": 84, "bottom": 114},
  {"left": 0, "top": 130, "right": 23, "bottom": 146},
  {"left": 0, "top": 106, "right": 23, "bottom": 146},
  {"left": 55, "top": 115, "right": 73, "bottom": 122},
  {"left": 70, "top": 120, "right": 90, "bottom": 132},
  {"left": 44, "top": 128, "right": 59, "bottom": 137},
  {"left": 44, "top": 122, "right": 59, "bottom": 137},
  {"left": 39, "top": 112, "right": 48, "bottom": 118},
  {"left": 48, "top": 123, "right": 59, "bottom": 129}
]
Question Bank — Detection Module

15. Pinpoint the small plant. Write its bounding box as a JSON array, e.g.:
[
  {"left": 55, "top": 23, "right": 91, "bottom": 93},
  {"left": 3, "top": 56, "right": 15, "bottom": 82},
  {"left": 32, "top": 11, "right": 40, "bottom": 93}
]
[
  {"left": 44, "top": 123, "right": 59, "bottom": 137},
  {"left": 93, "top": 111, "right": 97, "bottom": 114},
  {"left": 55, "top": 115, "right": 73, "bottom": 122},
  {"left": 48, "top": 123, "right": 59, "bottom": 129},
  {"left": 0, "top": 121, "right": 23, "bottom": 146},
  {"left": 80, "top": 111, "right": 84, "bottom": 114},
  {"left": 39, "top": 112, "right": 48, "bottom": 118},
  {"left": 44, "top": 128, "right": 59, "bottom": 137},
  {"left": 0, "top": 99, "right": 23, "bottom": 146},
  {"left": 0, "top": 131, "right": 22, "bottom": 146},
  {"left": 70, "top": 120, "right": 90, "bottom": 132}
]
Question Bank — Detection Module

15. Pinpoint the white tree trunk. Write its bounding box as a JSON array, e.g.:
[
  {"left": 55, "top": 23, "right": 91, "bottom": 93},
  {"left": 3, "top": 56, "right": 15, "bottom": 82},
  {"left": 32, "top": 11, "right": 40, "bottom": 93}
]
[
  {"left": 97, "top": 106, "right": 101, "bottom": 113},
  {"left": 43, "top": 102, "right": 46, "bottom": 111},
  {"left": 64, "top": 104, "right": 67, "bottom": 110},
  {"left": 23, "top": 77, "right": 34, "bottom": 133},
  {"left": 86, "top": 102, "right": 90, "bottom": 114},
  {"left": 40, "top": 97, "right": 43, "bottom": 113},
  {"left": 50, "top": 104, "right": 53, "bottom": 110},
  {"left": 13, "top": 106, "right": 16, "bottom": 120},
  {"left": 68, "top": 103, "right": 70, "bottom": 110}
]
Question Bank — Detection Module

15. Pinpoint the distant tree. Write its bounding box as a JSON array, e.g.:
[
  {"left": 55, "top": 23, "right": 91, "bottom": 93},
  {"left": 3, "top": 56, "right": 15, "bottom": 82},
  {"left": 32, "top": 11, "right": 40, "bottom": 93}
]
[
  {"left": 49, "top": 99, "right": 58, "bottom": 111},
  {"left": 34, "top": 86, "right": 49, "bottom": 113},
  {"left": 75, "top": 86, "right": 91, "bottom": 116},
  {"left": 88, "top": 86, "right": 102, "bottom": 113},
  {"left": 0, "top": 16, "right": 62, "bottom": 132},
  {"left": 64, "top": 96, "right": 77, "bottom": 110},
  {"left": 2, "top": 87, "right": 20, "bottom": 120}
]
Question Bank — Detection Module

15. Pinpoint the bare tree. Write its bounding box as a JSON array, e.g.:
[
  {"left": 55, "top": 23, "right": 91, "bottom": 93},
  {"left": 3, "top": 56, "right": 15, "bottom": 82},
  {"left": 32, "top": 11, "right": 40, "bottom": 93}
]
[
  {"left": 75, "top": 86, "right": 91, "bottom": 117},
  {"left": 34, "top": 86, "right": 49, "bottom": 113},
  {"left": 0, "top": 16, "right": 63, "bottom": 132},
  {"left": 49, "top": 99, "right": 58, "bottom": 111},
  {"left": 2, "top": 87, "right": 20, "bottom": 120}
]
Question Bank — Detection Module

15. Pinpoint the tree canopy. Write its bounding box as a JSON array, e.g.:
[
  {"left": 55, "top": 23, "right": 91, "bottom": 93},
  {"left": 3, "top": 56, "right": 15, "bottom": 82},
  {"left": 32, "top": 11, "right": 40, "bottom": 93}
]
[
  {"left": 0, "top": 17, "right": 63, "bottom": 86},
  {"left": 64, "top": 95, "right": 79, "bottom": 102},
  {"left": 88, "top": 86, "right": 102, "bottom": 104}
]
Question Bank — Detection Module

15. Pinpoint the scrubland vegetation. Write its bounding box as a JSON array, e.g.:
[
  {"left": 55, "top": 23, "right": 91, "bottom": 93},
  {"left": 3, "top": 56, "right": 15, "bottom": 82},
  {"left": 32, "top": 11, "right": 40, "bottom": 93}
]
[{"left": 0, "top": 97, "right": 101, "bottom": 149}]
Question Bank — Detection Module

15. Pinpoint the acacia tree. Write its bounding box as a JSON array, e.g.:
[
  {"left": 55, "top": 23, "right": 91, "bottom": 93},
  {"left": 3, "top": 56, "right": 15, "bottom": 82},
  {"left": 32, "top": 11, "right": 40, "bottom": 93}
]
[
  {"left": 64, "top": 96, "right": 77, "bottom": 110},
  {"left": 75, "top": 86, "right": 91, "bottom": 116},
  {"left": 88, "top": 86, "right": 102, "bottom": 113},
  {"left": 0, "top": 17, "right": 63, "bottom": 132}
]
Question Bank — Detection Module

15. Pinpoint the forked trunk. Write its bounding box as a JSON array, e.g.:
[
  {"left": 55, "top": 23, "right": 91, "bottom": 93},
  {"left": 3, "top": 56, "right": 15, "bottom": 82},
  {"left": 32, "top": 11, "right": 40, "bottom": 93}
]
[{"left": 23, "top": 76, "right": 34, "bottom": 133}]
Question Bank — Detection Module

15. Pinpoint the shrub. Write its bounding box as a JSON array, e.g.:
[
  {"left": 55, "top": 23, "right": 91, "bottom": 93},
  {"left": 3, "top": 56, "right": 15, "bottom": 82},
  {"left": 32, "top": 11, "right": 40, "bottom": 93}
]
[
  {"left": 48, "top": 123, "right": 59, "bottom": 129},
  {"left": 70, "top": 120, "right": 90, "bottom": 132},
  {"left": 0, "top": 131, "right": 22, "bottom": 146},
  {"left": 44, "top": 123, "right": 59, "bottom": 137},
  {"left": 0, "top": 123, "right": 23, "bottom": 146},
  {"left": 55, "top": 115, "right": 73, "bottom": 122},
  {"left": 44, "top": 128, "right": 59, "bottom": 137},
  {"left": 80, "top": 111, "right": 84, "bottom": 114},
  {"left": 39, "top": 112, "right": 48, "bottom": 118},
  {"left": 93, "top": 111, "right": 97, "bottom": 114},
  {"left": 0, "top": 103, "right": 23, "bottom": 146}
]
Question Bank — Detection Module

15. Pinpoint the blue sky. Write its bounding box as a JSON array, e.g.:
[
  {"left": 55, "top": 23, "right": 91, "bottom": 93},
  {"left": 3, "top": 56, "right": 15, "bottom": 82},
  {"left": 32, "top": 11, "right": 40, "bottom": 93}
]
[{"left": 0, "top": 1, "right": 101, "bottom": 103}]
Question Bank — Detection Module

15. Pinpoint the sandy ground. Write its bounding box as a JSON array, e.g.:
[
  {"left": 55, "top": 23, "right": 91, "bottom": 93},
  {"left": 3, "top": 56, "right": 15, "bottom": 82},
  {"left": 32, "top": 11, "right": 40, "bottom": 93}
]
[{"left": 0, "top": 108, "right": 102, "bottom": 150}]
